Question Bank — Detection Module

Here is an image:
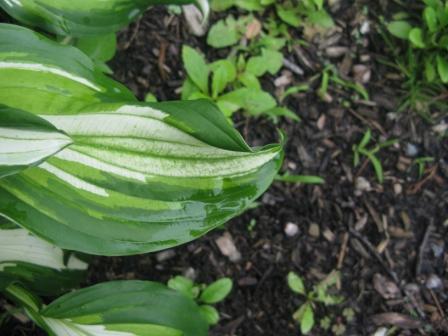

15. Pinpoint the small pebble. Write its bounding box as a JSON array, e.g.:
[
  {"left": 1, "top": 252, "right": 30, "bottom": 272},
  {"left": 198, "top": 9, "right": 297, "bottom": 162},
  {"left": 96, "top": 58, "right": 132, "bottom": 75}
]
[
  {"left": 360, "top": 21, "right": 370, "bottom": 34},
  {"left": 284, "top": 222, "right": 299, "bottom": 237},
  {"left": 308, "top": 223, "right": 320, "bottom": 238},
  {"left": 372, "top": 328, "right": 388, "bottom": 336},
  {"left": 425, "top": 274, "right": 443, "bottom": 290},
  {"left": 355, "top": 177, "right": 371, "bottom": 193},
  {"left": 405, "top": 143, "right": 419, "bottom": 157},
  {"left": 215, "top": 233, "right": 241, "bottom": 262},
  {"left": 393, "top": 183, "right": 403, "bottom": 195},
  {"left": 156, "top": 249, "right": 176, "bottom": 262}
]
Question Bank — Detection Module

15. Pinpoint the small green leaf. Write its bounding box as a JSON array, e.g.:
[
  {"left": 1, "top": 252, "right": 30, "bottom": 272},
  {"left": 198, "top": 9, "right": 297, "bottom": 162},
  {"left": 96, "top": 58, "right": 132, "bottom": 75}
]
[
  {"left": 199, "top": 305, "right": 220, "bottom": 325},
  {"left": 276, "top": 5, "right": 301, "bottom": 27},
  {"left": 207, "top": 17, "right": 241, "bottom": 48},
  {"left": 263, "top": 107, "right": 300, "bottom": 122},
  {"left": 239, "top": 72, "right": 261, "bottom": 89},
  {"left": 308, "top": 10, "right": 334, "bottom": 29},
  {"left": 182, "top": 45, "right": 210, "bottom": 94},
  {"left": 367, "top": 153, "right": 384, "bottom": 183},
  {"left": 144, "top": 93, "right": 158, "bottom": 103},
  {"left": 167, "top": 276, "right": 195, "bottom": 299},
  {"left": 262, "top": 49, "right": 284, "bottom": 75},
  {"left": 425, "top": 57, "right": 437, "bottom": 82},
  {"left": 387, "top": 21, "right": 412, "bottom": 39},
  {"left": 301, "top": 304, "right": 315, "bottom": 334},
  {"left": 437, "top": 54, "right": 448, "bottom": 83},
  {"left": 287, "top": 272, "right": 306, "bottom": 295},
  {"left": 211, "top": 60, "right": 236, "bottom": 98},
  {"left": 424, "top": 6, "right": 438, "bottom": 32},
  {"left": 359, "top": 129, "right": 372, "bottom": 149},
  {"left": 246, "top": 56, "right": 267, "bottom": 77},
  {"left": 409, "top": 28, "right": 426, "bottom": 48},
  {"left": 200, "top": 278, "right": 233, "bottom": 304},
  {"left": 313, "top": 0, "right": 324, "bottom": 10},
  {"left": 218, "top": 88, "right": 277, "bottom": 116}
]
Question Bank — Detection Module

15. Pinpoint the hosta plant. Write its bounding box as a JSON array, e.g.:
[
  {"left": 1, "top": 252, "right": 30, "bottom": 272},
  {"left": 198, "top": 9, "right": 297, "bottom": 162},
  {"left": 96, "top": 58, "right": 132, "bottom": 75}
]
[
  {"left": 0, "top": 23, "right": 283, "bottom": 256},
  {"left": 4, "top": 281, "right": 209, "bottom": 336}
]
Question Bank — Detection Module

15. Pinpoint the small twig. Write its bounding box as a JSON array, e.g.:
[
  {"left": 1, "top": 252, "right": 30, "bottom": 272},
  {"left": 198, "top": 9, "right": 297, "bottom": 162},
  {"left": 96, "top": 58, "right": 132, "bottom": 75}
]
[
  {"left": 349, "top": 228, "right": 399, "bottom": 283},
  {"left": 122, "top": 20, "right": 141, "bottom": 50},
  {"left": 429, "top": 289, "right": 446, "bottom": 321},
  {"left": 337, "top": 232, "right": 349, "bottom": 269},
  {"left": 415, "top": 221, "right": 434, "bottom": 276},
  {"left": 283, "top": 58, "right": 304, "bottom": 76},
  {"left": 407, "top": 165, "right": 438, "bottom": 195}
]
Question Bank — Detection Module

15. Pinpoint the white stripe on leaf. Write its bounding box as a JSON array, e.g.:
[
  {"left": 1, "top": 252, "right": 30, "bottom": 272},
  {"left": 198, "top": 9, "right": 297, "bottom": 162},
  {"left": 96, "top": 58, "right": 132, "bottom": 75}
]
[{"left": 0, "top": 229, "right": 87, "bottom": 271}]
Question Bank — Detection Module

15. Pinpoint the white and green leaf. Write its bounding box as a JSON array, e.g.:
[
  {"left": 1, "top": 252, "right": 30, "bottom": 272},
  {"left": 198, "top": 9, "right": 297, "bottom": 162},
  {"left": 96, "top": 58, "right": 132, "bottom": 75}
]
[
  {"left": 38, "top": 281, "right": 208, "bottom": 336},
  {"left": 0, "top": 227, "right": 88, "bottom": 295},
  {"left": 0, "top": 24, "right": 283, "bottom": 256},
  {"left": 0, "top": 0, "right": 209, "bottom": 37},
  {"left": 0, "top": 105, "right": 72, "bottom": 178}
]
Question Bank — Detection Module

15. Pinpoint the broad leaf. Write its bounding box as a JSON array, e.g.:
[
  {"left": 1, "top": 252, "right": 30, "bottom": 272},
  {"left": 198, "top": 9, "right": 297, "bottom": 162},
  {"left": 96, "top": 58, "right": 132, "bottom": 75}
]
[
  {"left": 0, "top": 227, "right": 88, "bottom": 296},
  {"left": 0, "top": 0, "right": 209, "bottom": 37},
  {"left": 38, "top": 281, "right": 208, "bottom": 336},
  {"left": 0, "top": 105, "right": 72, "bottom": 178},
  {"left": 0, "top": 24, "right": 283, "bottom": 256}
]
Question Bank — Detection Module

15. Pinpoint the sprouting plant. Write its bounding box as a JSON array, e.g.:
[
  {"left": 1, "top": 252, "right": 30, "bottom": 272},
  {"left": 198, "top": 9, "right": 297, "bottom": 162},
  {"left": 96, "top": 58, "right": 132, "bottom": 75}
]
[
  {"left": 414, "top": 156, "right": 435, "bottom": 178},
  {"left": 247, "top": 218, "right": 258, "bottom": 232},
  {"left": 168, "top": 276, "right": 233, "bottom": 326},
  {"left": 210, "top": 0, "right": 334, "bottom": 30},
  {"left": 181, "top": 45, "right": 299, "bottom": 122},
  {"left": 352, "top": 129, "right": 397, "bottom": 183},
  {"left": 381, "top": 0, "right": 448, "bottom": 118},
  {"left": 287, "top": 271, "right": 343, "bottom": 335},
  {"left": 318, "top": 65, "right": 370, "bottom": 102}
]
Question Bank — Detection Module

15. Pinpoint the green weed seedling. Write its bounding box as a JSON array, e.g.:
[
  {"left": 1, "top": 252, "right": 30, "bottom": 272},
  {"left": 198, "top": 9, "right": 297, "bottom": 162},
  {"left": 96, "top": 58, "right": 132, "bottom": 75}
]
[
  {"left": 384, "top": 0, "right": 448, "bottom": 118},
  {"left": 181, "top": 45, "right": 299, "bottom": 122},
  {"left": 352, "top": 129, "right": 397, "bottom": 183},
  {"left": 168, "top": 276, "right": 233, "bottom": 326},
  {"left": 318, "top": 65, "right": 370, "bottom": 102},
  {"left": 287, "top": 271, "right": 343, "bottom": 335},
  {"left": 210, "top": 0, "right": 334, "bottom": 30},
  {"left": 414, "top": 156, "right": 435, "bottom": 178}
]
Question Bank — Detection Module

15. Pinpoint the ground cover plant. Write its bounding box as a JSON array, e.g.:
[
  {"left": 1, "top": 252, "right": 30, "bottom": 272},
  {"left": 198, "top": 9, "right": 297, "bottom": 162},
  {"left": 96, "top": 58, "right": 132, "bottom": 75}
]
[{"left": 1, "top": 0, "right": 448, "bottom": 335}]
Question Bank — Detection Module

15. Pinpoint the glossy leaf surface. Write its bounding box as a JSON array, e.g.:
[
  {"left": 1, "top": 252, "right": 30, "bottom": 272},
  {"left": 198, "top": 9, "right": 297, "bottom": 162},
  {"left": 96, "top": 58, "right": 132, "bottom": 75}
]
[
  {"left": 40, "top": 281, "right": 208, "bottom": 336},
  {"left": 0, "top": 0, "right": 209, "bottom": 36},
  {"left": 0, "top": 105, "right": 72, "bottom": 178},
  {"left": 0, "top": 24, "right": 283, "bottom": 256},
  {"left": 0, "top": 227, "right": 87, "bottom": 295}
]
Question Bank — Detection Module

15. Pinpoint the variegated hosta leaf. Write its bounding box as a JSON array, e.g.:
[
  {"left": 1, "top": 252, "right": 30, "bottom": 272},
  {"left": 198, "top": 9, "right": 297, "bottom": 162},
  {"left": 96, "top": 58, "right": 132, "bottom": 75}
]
[
  {"left": 0, "top": 227, "right": 88, "bottom": 295},
  {"left": 39, "top": 281, "right": 208, "bottom": 336},
  {"left": 0, "top": 0, "right": 209, "bottom": 37},
  {"left": 0, "top": 24, "right": 283, "bottom": 256},
  {"left": 0, "top": 105, "right": 72, "bottom": 178},
  {"left": 0, "top": 24, "right": 135, "bottom": 114}
]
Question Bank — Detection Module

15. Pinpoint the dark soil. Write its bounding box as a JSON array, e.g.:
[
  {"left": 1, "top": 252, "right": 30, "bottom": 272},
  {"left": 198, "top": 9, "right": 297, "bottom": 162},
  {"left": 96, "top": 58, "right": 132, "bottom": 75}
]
[{"left": 1, "top": 2, "right": 448, "bottom": 336}]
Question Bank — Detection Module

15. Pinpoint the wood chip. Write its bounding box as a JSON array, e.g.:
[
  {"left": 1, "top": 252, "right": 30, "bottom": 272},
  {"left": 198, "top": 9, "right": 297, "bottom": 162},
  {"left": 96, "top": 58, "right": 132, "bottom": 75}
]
[{"left": 370, "top": 313, "right": 421, "bottom": 329}]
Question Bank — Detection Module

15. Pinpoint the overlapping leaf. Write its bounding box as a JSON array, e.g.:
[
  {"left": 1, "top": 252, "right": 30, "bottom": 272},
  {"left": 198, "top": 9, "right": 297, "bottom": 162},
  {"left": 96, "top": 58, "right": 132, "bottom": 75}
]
[
  {"left": 38, "top": 281, "right": 208, "bottom": 336},
  {"left": 0, "top": 24, "right": 283, "bottom": 256},
  {"left": 0, "top": 226, "right": 88, "bottom": 296},
  {"left": 0, "top": 105, "right": 72, "bottom": 178},
  {"left": 0, "top": 0, "right": 209, "bottom": 36}
]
